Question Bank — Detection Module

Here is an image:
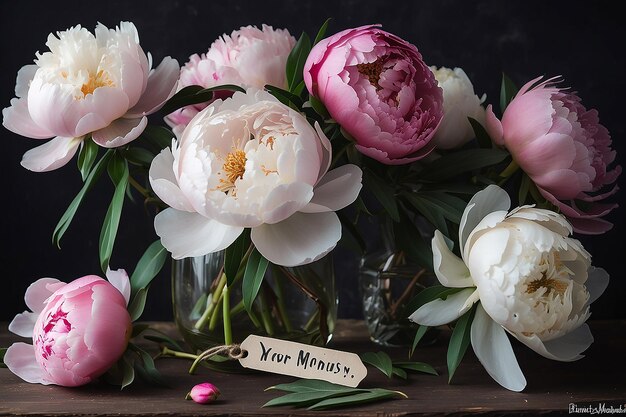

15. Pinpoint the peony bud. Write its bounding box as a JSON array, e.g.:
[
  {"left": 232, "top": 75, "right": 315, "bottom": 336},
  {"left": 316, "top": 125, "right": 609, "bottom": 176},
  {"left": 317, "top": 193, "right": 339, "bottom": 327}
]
[{"left": 187, "top": 382, "right": 221, "bottom": 404}]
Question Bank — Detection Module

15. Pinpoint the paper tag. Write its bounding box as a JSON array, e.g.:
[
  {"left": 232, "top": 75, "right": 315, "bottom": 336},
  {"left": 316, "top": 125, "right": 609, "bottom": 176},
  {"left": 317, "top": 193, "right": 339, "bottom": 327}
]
[{"left": 238, "top": 335, "right": 367, "bottom": 387}]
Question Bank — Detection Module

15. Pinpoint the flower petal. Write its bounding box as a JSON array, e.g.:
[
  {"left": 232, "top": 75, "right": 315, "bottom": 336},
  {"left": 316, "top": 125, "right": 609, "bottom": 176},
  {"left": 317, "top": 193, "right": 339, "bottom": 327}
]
[
  {"left": 2, "top": 97, "right": 54, "bottom": 139},
  {"left": 24, "top": 278, "right": 64, "bottom": 313},
  {"left": 21, "top": 136, "right": 82, "bottom": 172},
  {"left": 251, "top": 211, "right": 341, "bottom": 267},
  {"left": 485, "top": 104, "right": 504, "bottom": 146},
  {"left": 301, "top": 165, "right": 363, "bottom": 213},
  {"left": 154, "top": 209, "right": 243, "bottom": 259},
  {"left": 459, "top": 184, "right": 510, "bottom": 256},
  {"left": 126, "top": 56, "right": 179, "bottom": 117},
  {"left": 4, "top": 343, "right": 52, "bottom": 385},
  {"left": 409, "top": 288, "right": 477, "bottom": 326},
  {"left": 8, "top": 312, "right": 38, "bottom": 338},
  {"left": 512, "top": 324, "right": 593, "bottom": 362},
  {"left": 586, "top": 266, "right": 609, "bottom": 304},
  {"left": 432, "top": 230, "right": 473, "bottom": 287},
  {"left": 106, "top": 267, "right": 131, "bottom": 306},
  {"left": 149, "top": 146, "right": 194, "bottom": 212},
  {"left": 471, "top": 304, "right": 526, "bottom": 392},
  {"left": 91, "top": 116, "right": 147, "bottom": 148}
]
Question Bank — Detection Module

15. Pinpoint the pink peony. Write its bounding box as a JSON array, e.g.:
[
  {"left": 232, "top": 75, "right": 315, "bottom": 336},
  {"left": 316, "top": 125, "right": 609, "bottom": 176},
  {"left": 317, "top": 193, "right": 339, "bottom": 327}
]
[
  {"left": 188, "top": 382, "right": 221, "bottom": 404},
  {"left": 165, "top": 24, "right": 295, "bottom": 136},
  {"left": 486, "top": 77, "right": 621, "bottom": 234},
  {"left": 2, "top": 22, "right": 179, "bottom": 172},
  {"left": 4, "top": 269, "right": 132, "bottom": 386},
  {"left": 303, "top": 25, "right": 443, "bottom": 165}
]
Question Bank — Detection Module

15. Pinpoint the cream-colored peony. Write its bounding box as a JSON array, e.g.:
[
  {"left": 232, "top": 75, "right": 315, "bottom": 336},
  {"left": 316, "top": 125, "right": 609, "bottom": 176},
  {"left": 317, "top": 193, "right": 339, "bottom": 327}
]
[
  {"left": 430, "top": 66, "right": 485, "bottom": 149},
  {"left": 149, "top": 88, "right": 362, "bottom": 267},
  {"left": 409, "top": 185, "right": 609, "bottom": 391}
]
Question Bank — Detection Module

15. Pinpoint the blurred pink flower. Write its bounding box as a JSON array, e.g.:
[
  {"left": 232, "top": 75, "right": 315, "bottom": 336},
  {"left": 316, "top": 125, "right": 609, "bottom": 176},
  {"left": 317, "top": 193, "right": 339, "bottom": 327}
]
[
  {"left": 486, "top": 77, "right": 621, "bottom": 234},
  {"left": 4, "top": 269, "right": 132, "bottom": 387},
  {"left": 304, "top": 25, "right": 443, "bottom": 165},
  {"left": 2, "top": 22, "right": 179, "bottom": 172},
  {"left": 188, "top": 382, "right": 221, "bottom": 404},
  {"left": 165, "top": 24, "right": 295, "bottom": 136}
]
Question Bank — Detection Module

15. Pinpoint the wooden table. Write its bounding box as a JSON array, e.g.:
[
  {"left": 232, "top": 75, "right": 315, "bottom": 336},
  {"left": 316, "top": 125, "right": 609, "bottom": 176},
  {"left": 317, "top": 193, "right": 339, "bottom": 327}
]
[{"left": 1, "top": 320, "right": 625, "bottom": 416}]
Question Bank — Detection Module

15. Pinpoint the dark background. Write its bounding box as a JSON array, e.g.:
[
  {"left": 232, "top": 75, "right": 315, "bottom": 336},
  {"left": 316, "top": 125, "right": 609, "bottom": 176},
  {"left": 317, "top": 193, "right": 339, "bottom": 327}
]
[{"left": 1, "top": 0, "right": 624, "bottom": 322}]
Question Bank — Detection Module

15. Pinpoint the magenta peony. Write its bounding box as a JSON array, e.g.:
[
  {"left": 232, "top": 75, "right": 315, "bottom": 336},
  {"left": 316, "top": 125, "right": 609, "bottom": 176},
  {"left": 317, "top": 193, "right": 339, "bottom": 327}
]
[
  {"left": 4, "top": 269, "right": 132, "bottom": 386},
  {"left": 486, "top": 77, "right": 621, "bottom": 234},
  {"left": 188, "top": 382, "right": 221, "bottom": 404},
  {"left": 165, "top": 24, "right": 295, "bottom": 136},
  {"left": 303, "top": 25, "right": 443, "bottom": 165}
]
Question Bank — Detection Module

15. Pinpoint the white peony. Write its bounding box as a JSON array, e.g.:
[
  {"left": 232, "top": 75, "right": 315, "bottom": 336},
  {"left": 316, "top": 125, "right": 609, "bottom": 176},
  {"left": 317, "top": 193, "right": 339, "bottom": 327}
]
[
  {"left": 2, "top": 21, "right": 179, "bottom": 172},
  {"left": 430, "top": 66, "right": 486, "bottom": 149},
  {"left": 149, "top": 88, "right": 362, "bottom": 267},
  {"left": 409, "top": 185, "right": 609, "bottom": 391}
]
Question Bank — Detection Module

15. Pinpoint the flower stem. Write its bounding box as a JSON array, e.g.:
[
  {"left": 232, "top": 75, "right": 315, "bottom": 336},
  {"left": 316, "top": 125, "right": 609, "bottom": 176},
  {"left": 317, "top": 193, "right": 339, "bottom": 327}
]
[
  {"left": 259, "top": 290, "right": 275, "bottom": 336},
  {"left": 195, "top": 272, "right": 227, "bottom": 330},
  {"left": 272, "top": 266, "right": 293, "bottom": 333},
  {"left": 128, "top": 175, "right": 150, "bottom": 199},
  {"left": 222, "top": 284, "right": 232, "bottom": 345},
  {"left": 161, "top": 346, "right": 198, "bottom": 360},
  {"left": 498, "top": 159, "right": 519, "bottom": 179},
  {"left": 230, "top": 299, "right": 245, "bottom": 315}
]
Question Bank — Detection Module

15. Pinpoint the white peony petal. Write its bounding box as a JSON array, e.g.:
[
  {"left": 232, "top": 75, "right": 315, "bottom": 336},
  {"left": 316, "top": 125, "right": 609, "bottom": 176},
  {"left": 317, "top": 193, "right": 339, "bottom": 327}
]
[
  {"left": 24, "top": 277, "right": 64, "bottom": 313},
  {"left": 432, "top": 230, "right": 473, "bottom": 287},
  {"left": 459, "top": 185, "right": 510, "bottom": 256},
  {"left": 21, "top": 136, "right": 82, "bottom": 172},
  {"left": 106, "top": 267, "right": 131, "bottom": 306},
  {"left": 409, "top": 288, "right": 477, "bottom": 326},
  {"left": 126, "top": 56, "right": 179, "bottom": 117},
  {"left": 301, "top": 165, "right": 363, "bottom": 213},
  {"left": 8, "top": 312, "right": 38, "bottom": 338},
  {"left": 149, "top": 146, "right": 194, "bottom": 212},
  {"left": 2, "top": 97, "right": 54, "bottom": 139},
  {"left": 507, "top": 206, "right": 572, "bottom": 237},
  {"left": 4, "top": 343, "right": 52, "bottom": 385},
  {"left": 512, "top": 324, "right": 593, "bottom": 362},
  {"left": 154, "top": 209, "right": 243, "bottom": 260},
  {"left": 260, "top": 183, "right": 314, "bottom": 224},
  {"left": 15, "top": 65, "right": 38, "bottom": 98},
  {"left": 586, "top": 266, "right": 609, "bottom": 304},
  {"left": 91, "top": 116, "right": 147, "bottom": 148},
  {"left": 314, "top": 122, "right": 332, "bottom": 180},
  {"left": 251, "top": 211, "right": 341, "bottom": 267},
  {"left": 471, "top": 304, "right": 526, "bottom": 392}
]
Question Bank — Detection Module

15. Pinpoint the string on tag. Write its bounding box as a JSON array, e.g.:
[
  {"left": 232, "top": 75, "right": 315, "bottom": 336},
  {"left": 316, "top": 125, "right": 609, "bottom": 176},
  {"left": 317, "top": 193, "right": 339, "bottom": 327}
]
[{"left": 188, "top": 344, "right": 248, "bottom": 374}]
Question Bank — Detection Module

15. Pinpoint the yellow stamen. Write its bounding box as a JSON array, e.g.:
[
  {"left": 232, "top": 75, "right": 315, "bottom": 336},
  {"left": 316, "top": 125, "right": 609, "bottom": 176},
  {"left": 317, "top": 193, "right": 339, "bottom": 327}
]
[
  {"left": 526, "top": 275, "right": 569, "bottom": 296},
  {"left": 80, "top": 70, "right": 114, "bottom": 97},
  {"left": 217, "top": 150, "right": 247, "bottom": 194}
]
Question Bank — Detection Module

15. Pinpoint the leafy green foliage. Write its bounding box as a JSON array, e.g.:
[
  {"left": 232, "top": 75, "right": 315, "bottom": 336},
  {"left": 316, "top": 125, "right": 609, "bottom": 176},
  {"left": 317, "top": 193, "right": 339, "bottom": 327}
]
[
  {"left": 130, "top": 240, "right": 167, "bottom": 296},
  {"left": 121, "top": 147, "right": 154, "bottom": 167},
  {"left": 393, "top": 210, "right": 433, "bottom": 270},
  {"left": 410, "top": 325, "right": 430, "bottom": 357},
  {"left": 286, "top": 32, "right": 312, "bottom": 92},
  {"left": 77, "top": 138, "right": 99, "bottom": 181},
  {"left": 160, "top": 84, "right": 245, "bottom": 115},
  {"left": 264, "top": 379, "right": 406, "bottom": 410},
  {"left": 242, "top": 248, "right": 270, "bottom": 314},
  {"left": 128, "top": 287, "right": 148, "bottom": 322},
  {"left": 418, "top": 148, "right": 509, "bottom": 182},
  {"left": 264, "top": 85, "right": 303, "bottom": 108},
  {"left": 140, "top": 125, "right": 175, "bottom": 152},
  {"left": 99, "top": 154, "right": 129, "bottom": 272},
  {"left": 394, "top": 361, "right": 438, "bottom": 376},
  {"left": 500, "top": 73, "right": 519, "bottom": 114},
  {"left": 53, "top": 150, "right": 113, "bottom": 248},
  {"left": 406, "top": 285, "right": 465, "bottom": 314},
  {"left": 361, "top": 351, "right": 438, "bottom": 380},
  {"left": 313, "top": 18, "right": 332, "bottom": 46},
  {"left": 447, "top": 305, "right": 477, "bottom": 383},
  {"left": 360, "top": 351, "right": 393, "bottom": 377},
  {"left": 224, "top": 229, "right": 251, "bottom": 286},
  {"left": 364, "top": 168, "right": 400, "bottom": 222},
  {"left": 468, "top": 117, "right": 493, "bottom": 149}
]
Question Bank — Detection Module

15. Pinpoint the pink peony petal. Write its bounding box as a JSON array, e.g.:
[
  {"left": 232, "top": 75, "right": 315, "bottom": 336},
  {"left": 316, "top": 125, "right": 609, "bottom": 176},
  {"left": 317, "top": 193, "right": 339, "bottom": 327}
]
[
  {"left": 8, "top": 312, "right": 38, "bottom": 338},
  {"left": 260, "top": 183, "right": 314, "bottom": 224},
  {"left": 4, "top": 343, "right": 52, "bottom": 385},
  {"left": 105, "top": 268, "right": 131, "bottom": 306},
  {"left": 2, "top": 97, "right": 54, "bottom": 139},
  {"left": 126, "top": 57, "right": 179, "bottom": 117},
  {"left": 24, "top": 278, "right": 65, "bottom": 313},
  {"left": 251, "top": 211, "right": 341, "bottom": 267},
  {"left": 91, "top": 116, "right": 147, "bottom": 148},
  {"left": 21, "top": 136, "right": 82, "bottom": 172}
]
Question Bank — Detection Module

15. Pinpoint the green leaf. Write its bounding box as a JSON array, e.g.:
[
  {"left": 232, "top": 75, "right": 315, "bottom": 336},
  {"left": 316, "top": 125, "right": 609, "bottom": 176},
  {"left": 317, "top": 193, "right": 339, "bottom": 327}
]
[
  {"left": 418, "top": 148, "right": 509, "bottom": 182},
  {"left": 53, "top": 150, "right": 112, "bottom": 248},
  {"left": 410, "top": 325, "right": 429, "bottom": 357},
  {"left": 120, "top": 355, "right": 135, "bottom": 390},
  {"left": 500, "top": 73, "right": 519, "bottom": 114},
  {"left": 308, "top": 389, "right": 405, "bottom": 410},
  {"left": 121, "top": 147, "right": 154, "bottom": 167},
  {"left": 447, "top": 305, "right": 477, "bottom": 383},
  {"left": 394, "top": 361, "right": 438, "bottom": 376},
  {"left": 360, "top": 351, "right": 393, "bottom": 378},
  {"left": 140, "top": 125, "right": 175, "bottom": 152},
  {"left": 130, "top": 240, "right": 167, "bottom": 295},
  {"left": 402, "top": 193, "right": 449, "bottom": 236},
  {"left": 128, "top": 287, "right": 148, "bottom": 322},
  {"left": 364, "top": 168, "right": 400, "bottom": 222},
  {"left": 307, "top": 95, "right": 330, "bottom": 119},
  {"left": 393, "top": 211, "right": 433, "bottom": 270},
  {"left": 468, "top": 117, "right": 493, "bottom": 149},
  {"left": 264, "top": 390, "right": 353, "bottom": 408},
  {"left": 406, "top": 285, "right": 465, "bottom": 314},
  {"left": 0, "top": 347, "right": 7, "bottom": 368},
  {"left": 391, "top": 367, "right": 408, "bottom": 379},
  {"left": 224, "top": 230, "right": 250, "bottom": 286},
  {"left": 131, "top": 323, "right": 150, "bottom": 338},
  {"left": 338, "top": 211, "right": 366, "bottom": 254},
  {"left": 77, "top": 138, "right": 99, "bottom": 181},
  {"left": 266, "top": 379, "right": 356, "bottom": 394},
  {"left": 143, "top": 333, "right": 184, "bottom": 352},
  {"left": 160, "top": 84, "right": 245, "bottom": 115},
  {"left": 242, "top": 248, "right": 269, "bottom": 314},
  {"left": 264, "top": 85, "right": 303, "bottom": 108},
  {"left": 128, "top": 343, "right": 169, "bottom": 387},
  {"left": 286, "top": 32, "right": 312, "bottom": 92},
  {"left": 313, "top": 18, "right": 331, "bottom": 45},
  {"left": 518, "top": 173, "right": 532, "bottom": 205},
  {"left": 99, "top": 155, "right": 129, "bottom": 272}
]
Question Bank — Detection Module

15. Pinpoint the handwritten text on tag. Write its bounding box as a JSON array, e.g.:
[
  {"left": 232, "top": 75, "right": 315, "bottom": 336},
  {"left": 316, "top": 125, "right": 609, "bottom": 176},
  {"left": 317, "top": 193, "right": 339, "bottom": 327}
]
[{"left": 238, "top": 335, "right": 367, "bottom": 387}]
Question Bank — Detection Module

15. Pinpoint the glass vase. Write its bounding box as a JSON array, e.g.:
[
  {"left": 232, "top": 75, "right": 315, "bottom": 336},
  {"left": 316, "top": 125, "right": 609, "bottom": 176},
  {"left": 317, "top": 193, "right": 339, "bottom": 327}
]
[
  {"left": 172, "top": 251, "right": 337, "bottom": 358},
  {"left": 359, "top": 219, "right": 437, "bottom": 347}
]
